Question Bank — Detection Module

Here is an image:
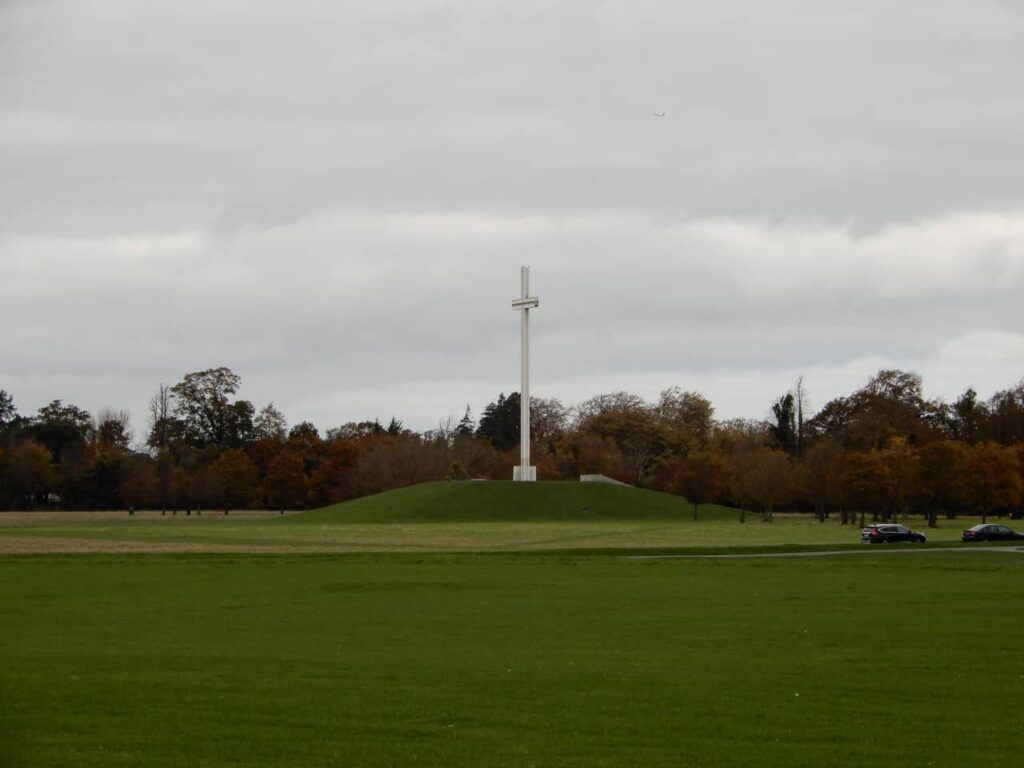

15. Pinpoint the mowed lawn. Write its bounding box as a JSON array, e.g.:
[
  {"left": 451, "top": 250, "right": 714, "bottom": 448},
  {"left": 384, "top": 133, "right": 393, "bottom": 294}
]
[
  {"left": 0, "top": 481, "right": 980, "bottom": 552},
  {"left": 0, "top": 513, "right": 971, "bottom": 553},
  {"left": 2, "top": 551, "right": 1023, "bottom": 767}
]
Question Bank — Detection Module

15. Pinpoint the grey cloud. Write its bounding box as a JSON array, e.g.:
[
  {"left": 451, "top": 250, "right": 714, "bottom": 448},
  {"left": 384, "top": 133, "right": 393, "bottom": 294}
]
[
  {"left": 2, "top": 0, "right": 1023, "bottom": 433},
  {"left": 3, "top": 0, "right": 1024, "bottom": 237}
]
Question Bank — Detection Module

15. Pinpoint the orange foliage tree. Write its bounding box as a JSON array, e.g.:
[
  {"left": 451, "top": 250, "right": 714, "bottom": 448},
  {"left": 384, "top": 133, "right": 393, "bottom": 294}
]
[
  {"left": 672, "top": 448, "right": 727, "bottom": 520},
  {"left": 745, "top": 448, "right": 793, "bottom": 522},
  {"left": 209, "top": 449, "right": 258, "bottom": 514},
  {"left": 967, "top": 441, "right": 1022, "bottom": 522},
  {"left": 263, "top": 451, "right": 309, "bottom": 513},
  {"left": 916, "top": 441, "right": 969, "bottom": 527}
]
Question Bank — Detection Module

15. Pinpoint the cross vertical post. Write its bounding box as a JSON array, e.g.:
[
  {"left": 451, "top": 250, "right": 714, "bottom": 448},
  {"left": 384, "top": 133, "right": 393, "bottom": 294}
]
[{"left": 511, "top": 266, "right": 539, "bottom": 481}]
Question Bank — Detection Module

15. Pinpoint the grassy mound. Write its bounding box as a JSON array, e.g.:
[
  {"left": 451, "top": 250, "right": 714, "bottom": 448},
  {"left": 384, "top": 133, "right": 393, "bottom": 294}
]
[{"left": 289, "top": 480, "right": 738, "bottom": 524}]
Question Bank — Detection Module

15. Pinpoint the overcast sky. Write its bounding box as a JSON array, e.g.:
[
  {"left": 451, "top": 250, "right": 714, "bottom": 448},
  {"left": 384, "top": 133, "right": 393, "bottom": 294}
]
[{"left": 2, "top": 0, "right": 1023, "bottom": 440}]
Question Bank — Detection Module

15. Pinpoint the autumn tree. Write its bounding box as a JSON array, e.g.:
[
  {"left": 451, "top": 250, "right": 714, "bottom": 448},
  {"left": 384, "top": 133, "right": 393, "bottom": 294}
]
[
  {"left": 263, "top": 451, "right": 309, "bottom": 513},
  {"left": 806, "top": 397, "right": 855, "bottom": 446},
  {"left": 119, "top": 457, "right": 158, "bottom": 511},
  {"left": 552, "top": 430, "right": 620, "bottom": 481},
  {"left": 186, "top": 464, "right": 216, "bottom": 515},
  {"left": 714, "top": 421, "right": 772, "bottom": 522},
  {"left": 448, "top": 428, "right": 500, "bottom": 481},
  {"left": 744, "top": 448, "right": 793, "bottom": 522},
  {"left": 0, "top": 440, "right": 54, "bottom": 509},
  {"left": 572, "top": 394, "right": 666, "bottom": 485},
  {"left": 574, "top": 392, "right": 647, "bottom": 423},
  {"left": 799, "top": 439, "right": 847, "bottom": 522},
  {"left": 1015, "top": 443, "right": 1024, "bottom": 519},
  {"left": 169, "top": 465, "right": 189, "bottom": 514},
  {"left": 154, "top": 448, "right": 175, "bottom": 514},
  {"left": 531, "top": 397, "right": 569, "bottom": 461},
  {"left": 14, "top": 401, "right": 92, "bottom": 506},
  {"left": 246, "top": 436, "right": 280, "bottom": 475},
  {"left": 916, "top": 440, "right": 970, "bottom": 527},
  {"left": 879, "top": 437, "right": 919, "bottom": 521},
  {"left": 843, "top": 450, "right": 892, "bottom": 527},
  {"left": 308, "top": 436, "right": 360, "bottom": 505},
  {"left": 714, "top": 419, "right": 771, "bottom": 452},
  {"left": 656, "top": 388, "right": 714, "bottom": 455},
  {"left": 354, "top": 435, "right": 448, "bottom": 496},
  {"left": 584, "top": 409, "right": 664, "bottom": 485},
  {"left": 967, "top": 441, "right": 1022, "bottom": 522},
  {"left": 806, "top": 369, "right": 940, "bottom": 450},
  {"left": 672, "top": 449, "right": 726, "bottom": 519},
  {"left": 77, "top": 408, "right": 134, "bottom": 509},
  {"left": 719, "top": 449, "right": 751, "bottom": 523},
  {"left": 209, "top": 449, "right": 258, "bottom": 514},
  {"left": 83, "top": 447, "right": 132, "bottom": 510}
]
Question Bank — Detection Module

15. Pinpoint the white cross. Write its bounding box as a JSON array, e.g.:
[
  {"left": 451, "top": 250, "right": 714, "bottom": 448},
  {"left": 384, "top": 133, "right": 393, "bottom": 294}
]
[{"left": 512, "top": 266, "right": 539, "bottom": 481}]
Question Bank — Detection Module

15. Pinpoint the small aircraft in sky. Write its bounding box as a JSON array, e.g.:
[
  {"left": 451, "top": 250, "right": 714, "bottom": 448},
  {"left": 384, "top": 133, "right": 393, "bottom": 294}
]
[{"left": 653, "top": 111, "right": 666, "bottom": 117}]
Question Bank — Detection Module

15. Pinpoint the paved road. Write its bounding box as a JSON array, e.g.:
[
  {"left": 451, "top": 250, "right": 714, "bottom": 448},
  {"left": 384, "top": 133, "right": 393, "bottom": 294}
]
[{"left": 626, "top": 545, "right": 1024, "bottom": 560}]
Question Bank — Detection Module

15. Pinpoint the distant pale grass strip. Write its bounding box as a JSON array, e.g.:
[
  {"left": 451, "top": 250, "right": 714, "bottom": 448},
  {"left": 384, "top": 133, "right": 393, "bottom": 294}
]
[{"left": 0, "top": 514, "right": 969, "bottom": 553}]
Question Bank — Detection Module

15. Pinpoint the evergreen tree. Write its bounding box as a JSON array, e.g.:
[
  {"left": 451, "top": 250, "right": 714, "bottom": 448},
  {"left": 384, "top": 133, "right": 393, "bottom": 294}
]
[
  {"left": 770, "top": 393, "right": 797, "bottom": 454},
  {"left": 456, "top": 406, "right": 475, "bottom": 437},
  {"left": 0, "top": 390, "right": 17, "bottom": 432},
  {"left": 476, "top": 393, "right": 520, "bottom": 451}
]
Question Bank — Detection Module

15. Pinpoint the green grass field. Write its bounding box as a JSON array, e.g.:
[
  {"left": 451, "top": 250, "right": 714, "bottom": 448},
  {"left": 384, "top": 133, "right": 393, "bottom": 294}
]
[
  {"left": 3, "top": 552, "right": 1024, "bottom": 767},
  {"left": 2, "top": 482, "right": 1022, "bottom": 766},
  {"left": 0, "top": 481, "right": 983, "bottom": 553}
]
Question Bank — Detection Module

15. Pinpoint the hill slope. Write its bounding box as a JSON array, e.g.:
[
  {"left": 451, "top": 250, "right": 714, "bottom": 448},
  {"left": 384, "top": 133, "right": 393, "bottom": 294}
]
[{"left": 289, "top": 481, "right": 737, "bottom": 524}]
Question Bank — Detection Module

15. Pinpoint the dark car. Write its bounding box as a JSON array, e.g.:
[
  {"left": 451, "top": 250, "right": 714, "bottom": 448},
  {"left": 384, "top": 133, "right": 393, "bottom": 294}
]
[
  {"left": 961, "top": 524, "right": 1024, "bottom": 542},
  {"left": 861, "top": 524, "right": 927, "bottom": 544}
]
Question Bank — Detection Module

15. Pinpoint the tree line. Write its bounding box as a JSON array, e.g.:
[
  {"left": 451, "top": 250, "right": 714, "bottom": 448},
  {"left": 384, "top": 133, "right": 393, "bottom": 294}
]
[{"left": 1, "top": 367, "right": 1023, "bottom": 522}]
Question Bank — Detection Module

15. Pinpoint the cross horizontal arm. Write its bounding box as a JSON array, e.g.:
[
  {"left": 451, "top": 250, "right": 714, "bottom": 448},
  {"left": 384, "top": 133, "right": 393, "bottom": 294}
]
[{"left": 512, "top": 297, "right": 539, "bottom": 310}]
